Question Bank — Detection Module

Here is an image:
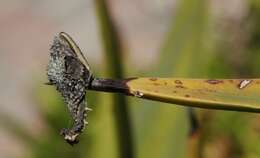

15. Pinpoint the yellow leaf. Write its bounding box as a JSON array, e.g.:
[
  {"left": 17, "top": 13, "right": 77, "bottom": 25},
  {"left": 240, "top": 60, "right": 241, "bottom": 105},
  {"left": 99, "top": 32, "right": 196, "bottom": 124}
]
[{"left": 127, "top": 78, "right": 260, "bottom": 113}]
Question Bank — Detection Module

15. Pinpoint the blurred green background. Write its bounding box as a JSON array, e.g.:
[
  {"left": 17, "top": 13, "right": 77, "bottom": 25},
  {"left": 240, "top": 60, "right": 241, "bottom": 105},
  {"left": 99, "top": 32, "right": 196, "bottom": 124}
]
[{"left": 1, "top": 0, "right": 260, "bottom": 158}]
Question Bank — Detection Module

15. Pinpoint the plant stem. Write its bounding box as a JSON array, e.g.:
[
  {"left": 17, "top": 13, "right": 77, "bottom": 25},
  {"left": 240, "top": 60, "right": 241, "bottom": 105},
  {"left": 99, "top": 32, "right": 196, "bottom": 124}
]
[{"left": 94, "top": 1, "right": 134, "bottom": 158}]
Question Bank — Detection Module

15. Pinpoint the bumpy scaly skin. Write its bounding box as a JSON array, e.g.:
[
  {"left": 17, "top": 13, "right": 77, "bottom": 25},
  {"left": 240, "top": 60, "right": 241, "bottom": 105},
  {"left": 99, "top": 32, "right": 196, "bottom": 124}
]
[{"left": 47, "top": 36, "right": 92, "bottom": 145}]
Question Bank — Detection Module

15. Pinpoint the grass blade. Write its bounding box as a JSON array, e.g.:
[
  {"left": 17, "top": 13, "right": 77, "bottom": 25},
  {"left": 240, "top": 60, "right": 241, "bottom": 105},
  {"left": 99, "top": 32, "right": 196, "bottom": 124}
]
[
  {"left": 135, "top": 0, "right": 208, "bottom": 157},
  {"left": 95, "top": 1, "right": 134, "bottom": 158}
]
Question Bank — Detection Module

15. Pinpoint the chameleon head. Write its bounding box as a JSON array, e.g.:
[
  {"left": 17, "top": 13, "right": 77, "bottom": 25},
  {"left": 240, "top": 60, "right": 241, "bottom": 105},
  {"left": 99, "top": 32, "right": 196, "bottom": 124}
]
[{"left": 47, "top": 32, "right": 93, "bottom": 145}]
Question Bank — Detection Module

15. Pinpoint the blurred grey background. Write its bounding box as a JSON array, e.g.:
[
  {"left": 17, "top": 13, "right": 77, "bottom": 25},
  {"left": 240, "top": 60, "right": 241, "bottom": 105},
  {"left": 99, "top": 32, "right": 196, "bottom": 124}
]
[{"left": 0, "top": 0, "right": 252, "bottom": 157}]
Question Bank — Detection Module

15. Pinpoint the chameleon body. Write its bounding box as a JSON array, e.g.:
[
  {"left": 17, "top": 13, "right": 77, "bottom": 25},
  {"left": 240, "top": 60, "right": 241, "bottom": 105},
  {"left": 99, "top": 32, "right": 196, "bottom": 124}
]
[{"left": 47, "top": 33, "right": 92, "bottom": 145}]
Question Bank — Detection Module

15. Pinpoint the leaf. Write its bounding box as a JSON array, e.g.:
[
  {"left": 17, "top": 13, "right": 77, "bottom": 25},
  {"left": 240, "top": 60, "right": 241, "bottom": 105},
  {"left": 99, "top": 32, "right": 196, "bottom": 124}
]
[{"left": 127, "top": 78, "right": 260, "bottom": 113}]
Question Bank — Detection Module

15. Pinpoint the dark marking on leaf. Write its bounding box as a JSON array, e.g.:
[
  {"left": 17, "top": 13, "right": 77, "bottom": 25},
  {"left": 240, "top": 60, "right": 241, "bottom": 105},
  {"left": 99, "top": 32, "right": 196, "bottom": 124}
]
[
  {"left": 175, "top": 80, "right": 183, "bottom": 85},
  {"left": 175, "top": 85, "right": 186, "bottom": 89},
  {"left": 185, "top": 94, "right": 190, "bottom": 98},
  {"left": 149, "top": 78, "right": 158, "bottom": 81},
  {"left": 206, "top": 80, "right": 223, "bottom": 85}
]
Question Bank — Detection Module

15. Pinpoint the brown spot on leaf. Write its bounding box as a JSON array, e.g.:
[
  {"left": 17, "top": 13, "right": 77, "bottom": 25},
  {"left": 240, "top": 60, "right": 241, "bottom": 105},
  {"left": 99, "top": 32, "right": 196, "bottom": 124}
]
[
  {"left": 176, "top": 85, "right": 186, "bottom": 89},
  {"left": 172, "top": 90, "right": 177, "bottom": 93},
  {"left": 185, "top": 94, "right": 190, "bottom": 98},
  {"left": 149, "top": 78, "right": 157, "bottom": 81},
  {"left": 175, "top": 80, "right": 183, "bottom": 84},
  {"left": 206, "top": 80, "right": 223, "bottom": 84}
]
